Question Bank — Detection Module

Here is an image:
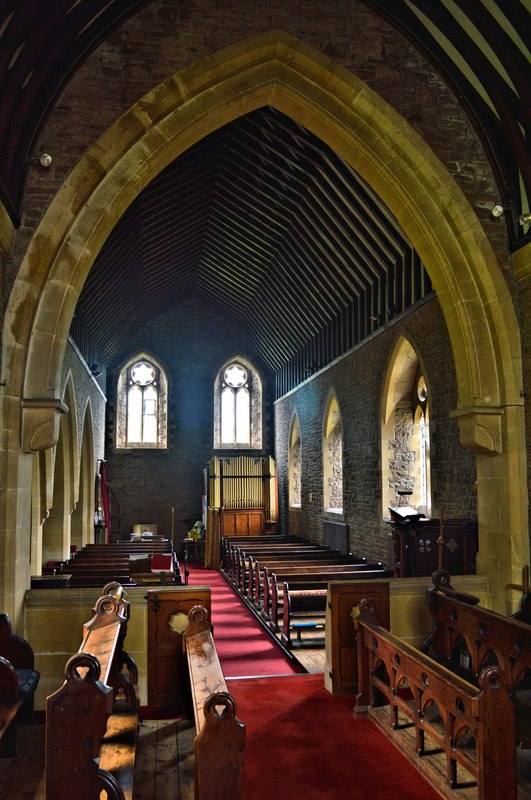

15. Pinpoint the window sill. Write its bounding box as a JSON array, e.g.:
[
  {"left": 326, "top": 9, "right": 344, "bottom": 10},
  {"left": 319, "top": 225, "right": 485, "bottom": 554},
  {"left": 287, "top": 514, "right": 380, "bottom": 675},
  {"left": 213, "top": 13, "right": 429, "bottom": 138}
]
[{"left": 114, "top": 445, "right": 168, "bottom": 453}]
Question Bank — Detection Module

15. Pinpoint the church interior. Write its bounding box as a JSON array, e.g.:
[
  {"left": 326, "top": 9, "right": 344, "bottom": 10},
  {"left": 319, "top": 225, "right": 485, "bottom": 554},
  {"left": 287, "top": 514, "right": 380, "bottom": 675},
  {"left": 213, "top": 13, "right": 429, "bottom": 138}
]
[{"left": 0, "top": 1, "right": 530, "bottom": 798}]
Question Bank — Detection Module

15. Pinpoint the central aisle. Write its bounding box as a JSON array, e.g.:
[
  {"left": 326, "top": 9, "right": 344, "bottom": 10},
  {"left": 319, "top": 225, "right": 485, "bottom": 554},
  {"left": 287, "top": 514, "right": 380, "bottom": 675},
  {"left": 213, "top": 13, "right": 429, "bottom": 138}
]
[
  {"left": 187, "top": 563, "right": 443, "bottom": 800},
  {"left": 186, "top": 563, "right": 303, "bottom": 677}
]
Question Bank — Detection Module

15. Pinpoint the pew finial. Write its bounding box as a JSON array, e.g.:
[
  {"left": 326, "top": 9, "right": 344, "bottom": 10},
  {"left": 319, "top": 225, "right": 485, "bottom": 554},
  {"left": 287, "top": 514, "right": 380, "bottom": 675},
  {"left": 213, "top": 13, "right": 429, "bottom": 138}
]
[
  {"left": 65, "top": 651, "right": 102, "bottom": 682},
  {"left": 358, "top": 597, "right": 380, "bottom": 625},
  {"left": 432, "top": 569, "right": 453, "bottom": 591},
  {"left": 204, "top": 691, "right": 238, "bottom": 721},
  {"left": 188, "top": 605, "right": 209, "bottom": 625}
]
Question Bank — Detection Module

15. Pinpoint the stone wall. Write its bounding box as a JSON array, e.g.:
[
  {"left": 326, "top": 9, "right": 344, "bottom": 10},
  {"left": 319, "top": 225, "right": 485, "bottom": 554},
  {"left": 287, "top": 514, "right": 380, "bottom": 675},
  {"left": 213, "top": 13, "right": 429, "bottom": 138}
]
[
  {"left": 62, "top": 340, "right": 106, "bottom": 463},
  {"left": 1, "top": 0, "right": 516, "bottom": 560},
  {"left": 276, "top": 296, "right": 477, "bottom": 565},
  {"left": 8, "top": 0, "right": 510, "bottom": 301},
  {"left": 104, "top": 297, "right": 274, "bottom": 547}
]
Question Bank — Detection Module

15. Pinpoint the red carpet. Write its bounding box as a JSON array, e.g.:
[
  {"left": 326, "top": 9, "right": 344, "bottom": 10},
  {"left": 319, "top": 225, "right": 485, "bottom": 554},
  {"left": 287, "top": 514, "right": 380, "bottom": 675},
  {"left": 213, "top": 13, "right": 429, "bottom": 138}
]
[
  {"left": 227, "top": 673, "right": 443, "bottom": 800},
  {"left": 186, "top": 563, "right": 304, "bottom": 677},
  {"left": 187, "top": 564, "right": 442, "bottom": 800}
]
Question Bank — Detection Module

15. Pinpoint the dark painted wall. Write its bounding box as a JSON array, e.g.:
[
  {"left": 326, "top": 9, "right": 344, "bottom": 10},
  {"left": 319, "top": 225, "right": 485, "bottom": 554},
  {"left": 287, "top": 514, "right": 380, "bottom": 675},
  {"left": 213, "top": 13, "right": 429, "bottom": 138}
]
[{"left": 104, "top": 296, "right": 274, "bottom": 550}]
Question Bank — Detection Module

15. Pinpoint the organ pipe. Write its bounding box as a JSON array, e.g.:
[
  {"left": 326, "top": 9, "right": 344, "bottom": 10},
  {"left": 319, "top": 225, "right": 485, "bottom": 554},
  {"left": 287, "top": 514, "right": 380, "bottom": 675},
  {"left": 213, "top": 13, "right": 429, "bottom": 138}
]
[{"left": 206, "top": 455, "right": 277, "bottom": 522}]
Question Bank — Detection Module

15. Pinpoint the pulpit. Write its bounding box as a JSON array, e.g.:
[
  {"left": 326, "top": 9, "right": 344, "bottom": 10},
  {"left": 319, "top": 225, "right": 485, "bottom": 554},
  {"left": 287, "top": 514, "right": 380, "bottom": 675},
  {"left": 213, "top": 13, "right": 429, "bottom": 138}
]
[{"left": 390, "top": 515, "right": 478, "bottom": 577}]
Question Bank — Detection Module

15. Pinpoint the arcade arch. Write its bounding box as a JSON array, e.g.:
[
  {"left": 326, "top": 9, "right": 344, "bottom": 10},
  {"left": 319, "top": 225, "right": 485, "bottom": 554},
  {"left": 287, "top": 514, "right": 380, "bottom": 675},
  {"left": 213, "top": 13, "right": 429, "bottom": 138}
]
[{"left": 0, "top": 30, "right": 526, "bottom": 617}]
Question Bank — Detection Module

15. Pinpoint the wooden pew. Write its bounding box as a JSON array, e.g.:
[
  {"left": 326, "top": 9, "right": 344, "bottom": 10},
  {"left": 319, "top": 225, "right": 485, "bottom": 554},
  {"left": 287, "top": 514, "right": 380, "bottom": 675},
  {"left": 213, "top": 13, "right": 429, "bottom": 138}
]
[
  {"left": 228, "top": 545, "right": 346, "bottom": 590},
  {"left": 183, "top": 605, "right": 246, "bottom": 800},
  {"left": 249, "top": 555, "right": 369, "bottom": 609},
  {"left": 281, "top": 583, "right": 327, "bottom": 647},
  {"left": 269, "top": 566, "right": 393, "bottom": 636},
  {"left": 221, "top": 535, "right": 303, "bottom": 563},
  {"left": 222, "top": 536, "right": 327, "bottom": 580},
  {"left": 46, "top": 583, "right": 138, "bottom": 800},
  {"left": 0, "top": 614, "right": 40, "bottom": 757},
  {"left": 266, "top": 565, "right": 393, "bottom": 630},
  {"left": 52, "top": 541, "right": 180, "bottom": 587},
  {"left": 424, "top": 568, "right": 531, "bottom": 746},
  {"left": 244, "top": 552, "right": 362, "bottom": 600},
  {"left": 355, "top": 597, "right": 515, "bottom": 800}
]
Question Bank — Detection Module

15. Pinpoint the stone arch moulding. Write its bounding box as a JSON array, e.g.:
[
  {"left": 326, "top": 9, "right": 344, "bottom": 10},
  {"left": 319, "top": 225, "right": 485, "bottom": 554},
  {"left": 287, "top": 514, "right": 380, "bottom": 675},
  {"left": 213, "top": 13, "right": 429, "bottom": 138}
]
[
  {"left": 62, "top": 373, "right": 80, "bottom": 512},
  {"left": 7, "top": 29, "right": 522, "bottom": 436},
  {"left": 3, "top": 28, "right": 527, "bottom": 603}
]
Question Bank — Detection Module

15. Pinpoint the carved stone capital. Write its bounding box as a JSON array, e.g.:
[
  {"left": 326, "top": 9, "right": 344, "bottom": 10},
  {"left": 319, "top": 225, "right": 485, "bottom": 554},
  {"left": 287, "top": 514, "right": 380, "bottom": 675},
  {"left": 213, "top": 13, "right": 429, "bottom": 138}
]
[
  {"left": 449, "top": 405, "right": 503, "bottom": 455},
  {"left": 21, "top": 398, "right": 69, "bottom": 453}
]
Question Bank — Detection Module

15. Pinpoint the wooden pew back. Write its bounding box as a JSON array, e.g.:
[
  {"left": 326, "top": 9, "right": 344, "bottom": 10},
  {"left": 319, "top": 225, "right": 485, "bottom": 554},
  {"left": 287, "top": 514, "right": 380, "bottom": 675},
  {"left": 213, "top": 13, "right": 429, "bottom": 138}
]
[
  {"left": 355, "top": 597, "right": 515, "bottom": 800},
  {"left": 183, "top": 606, "right": 246, "bottom": 800},
  {"left": 0, "top": 615, "right": 39, "bottom": 756},
  {"left": 46, "top": 584, "right": 138, "bottom": 800},
  {"left": 426, "top": 569, "right": 531, "bottom": 689},
  {"left": 266, "top": 567, "right": 392, "bottom": 630}
]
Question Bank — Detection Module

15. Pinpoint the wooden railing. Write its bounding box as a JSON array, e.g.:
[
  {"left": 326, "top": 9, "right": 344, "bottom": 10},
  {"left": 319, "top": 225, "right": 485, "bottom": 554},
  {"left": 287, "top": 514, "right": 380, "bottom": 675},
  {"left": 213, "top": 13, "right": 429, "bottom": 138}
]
[{"left": 355, "top": 597, "right": 516, "bottom": 800}]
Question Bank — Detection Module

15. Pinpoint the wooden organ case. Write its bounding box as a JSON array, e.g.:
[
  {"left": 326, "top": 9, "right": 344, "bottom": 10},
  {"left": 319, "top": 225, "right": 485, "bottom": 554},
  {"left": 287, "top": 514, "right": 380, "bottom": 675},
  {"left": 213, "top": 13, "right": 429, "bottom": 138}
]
[{"left": 206, "top": 455, "right": 278, "bottom": 539}]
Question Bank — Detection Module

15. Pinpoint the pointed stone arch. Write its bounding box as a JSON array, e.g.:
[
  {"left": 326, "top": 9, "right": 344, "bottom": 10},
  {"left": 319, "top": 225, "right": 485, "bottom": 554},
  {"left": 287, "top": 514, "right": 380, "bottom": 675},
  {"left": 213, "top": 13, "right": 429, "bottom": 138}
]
[
  {"left": 0, "top": 28, "right": 526, "bottom": 613},
  {"left": 323, "top": 389, "right": 343, "bottom": 514},
  {"left": 288, "top": 412, "right": 302, "bottom": 508},
  {"left": 213, "top": 354, "right": 263, "bottom": 450},
  {"left": 381, "top": 334, "right": 431, "bottom": 519},
  {"left": 62, "top": 374, "right": 80, "bottom": 514},
  {"left": 71, "top": 399, "right": 96, "bottom": 549}
]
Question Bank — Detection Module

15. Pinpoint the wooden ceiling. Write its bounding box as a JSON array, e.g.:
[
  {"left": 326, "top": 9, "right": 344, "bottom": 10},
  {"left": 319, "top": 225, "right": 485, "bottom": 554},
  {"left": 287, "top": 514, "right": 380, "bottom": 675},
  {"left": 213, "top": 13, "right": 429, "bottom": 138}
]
[
  {"left": 75, "top": 106, "right": 429, "bottom": 377},
  {"left": 1, "top": 1, "right": 529, "bottom": 386}
]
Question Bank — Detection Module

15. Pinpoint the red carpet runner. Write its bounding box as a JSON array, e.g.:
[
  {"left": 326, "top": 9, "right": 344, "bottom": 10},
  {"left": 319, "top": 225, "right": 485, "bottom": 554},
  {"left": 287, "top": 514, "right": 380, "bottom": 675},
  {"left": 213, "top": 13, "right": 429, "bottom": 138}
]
[
  {"left": 187, "top": 564, "right": 442, "bottom": 800},
  {"left": 227, "top": 673, "right": 443, "bottom": 800},
  {"left": 187, "top": 563, "right": 303, "bottom": 677}
]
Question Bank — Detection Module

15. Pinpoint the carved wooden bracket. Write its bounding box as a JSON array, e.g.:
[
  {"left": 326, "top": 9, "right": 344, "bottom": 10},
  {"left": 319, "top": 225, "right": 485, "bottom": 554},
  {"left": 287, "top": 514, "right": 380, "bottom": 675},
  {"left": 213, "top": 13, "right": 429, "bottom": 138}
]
[
  {"left": 449, "top": 405, "right": 503, "bottom": 455},
  {"left": 21, "top": 398, "right": 69, "bottom": 453}
]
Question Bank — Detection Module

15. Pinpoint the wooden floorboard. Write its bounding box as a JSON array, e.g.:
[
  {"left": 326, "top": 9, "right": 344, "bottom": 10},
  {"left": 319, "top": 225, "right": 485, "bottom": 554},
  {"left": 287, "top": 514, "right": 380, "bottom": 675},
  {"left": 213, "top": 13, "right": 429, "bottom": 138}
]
[
  {"left": 0, "top": 718, "right": 196, "bottom": 800},
  {"left": 133, "top": 718, "right": 195, "bottom": 800},
  {"left": 287, "top": 642, "right": 326, "bottom": 673},
  {"left": 3, "top": 710, "right": 531, "bottom": 799},
  {"left": 368, "top": 705, "right": 531, "bottom": 800},
  {"left": 0, "top": 724, "right": 45, "bottom": 800}
]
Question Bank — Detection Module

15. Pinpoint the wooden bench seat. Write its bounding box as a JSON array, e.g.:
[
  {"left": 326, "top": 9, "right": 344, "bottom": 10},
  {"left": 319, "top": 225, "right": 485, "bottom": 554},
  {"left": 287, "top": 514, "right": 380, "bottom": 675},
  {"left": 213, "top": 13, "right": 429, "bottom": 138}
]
[
  {"left": 0, "top": 614, "right": 40, "bottom": 757},
  {"left": 61, "top": 562, "right": 130, "bottom": 571},
  {"left": 223, "top": 536, "right": 340, "bottom": 581},
  {"left": 355, "top": 596, "right": 515, "bottom": 800},
  {"left": 266, "top": 566, "right": 393, "bottom": 630},
  {"left": 291, "top": 620, "right": 325, "bottom": 641},
  {"left": 183, "top": 605, "right": 246, "bottom": 800},
  {"left": 67, "top": 575, "right": 132, "bottom": 588},
  {"left": 424, "top": 568, "right": 531, "bottom": 748},
  {"left": 222, "top": 535, "right": 393, "bottom": 639},
  {"left": 281, "top": 584, "right": 328, "bottom": 647},
  {"left": 46, "top": 582, "right": 138, "bottom": 800},
  {"left": 229, "top": 547, "right": 353, "bottom": 590},
  {"left": 243, "top": 553, "right": 372, "bottom": 599},
  {"left": 244, "top": 553, "right": 366, "bottom": 599}
]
